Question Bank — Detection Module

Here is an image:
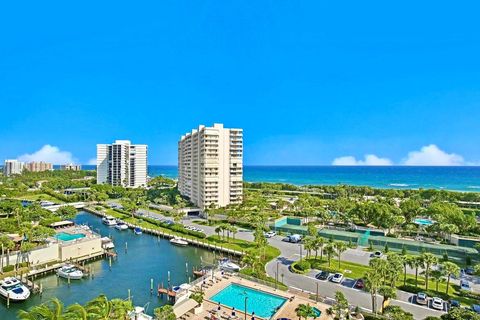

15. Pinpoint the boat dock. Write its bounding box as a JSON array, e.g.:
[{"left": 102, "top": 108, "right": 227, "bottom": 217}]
[{"left": 84, "top": 207, "right": 244, "bottom": 257}]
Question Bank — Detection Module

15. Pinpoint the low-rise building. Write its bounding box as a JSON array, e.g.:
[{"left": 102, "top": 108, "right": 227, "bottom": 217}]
[{"left": 61, "top": 163, "right": 82, "bottom": 171}]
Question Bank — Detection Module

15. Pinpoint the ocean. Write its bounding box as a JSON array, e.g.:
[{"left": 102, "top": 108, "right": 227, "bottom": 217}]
[{"left": 80, "top": 165, "right": 480, "bottom": 192}]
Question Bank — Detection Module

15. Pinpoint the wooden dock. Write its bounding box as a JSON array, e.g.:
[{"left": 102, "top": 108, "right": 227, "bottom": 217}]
[{"left": 83, "top": 207, "right": 244, "bottom": 257}]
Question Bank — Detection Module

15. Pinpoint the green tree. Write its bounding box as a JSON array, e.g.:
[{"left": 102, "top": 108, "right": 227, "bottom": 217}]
[
  {"left": 324, "top": 243, "right": 336, "bottom": 268},
  {"left": 421, "top": 253, "right": 439, "bottom": 291},
  {"left": 383, "top": 305, "right": 414, "bottom": 320},
  {"left": 154, "top": 305, "right": 176, "bottom": 320},
  {"left": 295, "top": 303, "right": 316, "bottom": 320},
  {"left": 332, "top": 291, "right": 349, "bottom": 319},
  {"left": 364, "top": 270, "right": 382, "bottom": 314},
  {"left": 442, "top": 261, "right": 460, "bottom": 295},
  {"left": 334, "top": 241, "right": 348, "bottom": 269},
  {"left": 378, "top": 286, "right": 397, "bottom": 314}
]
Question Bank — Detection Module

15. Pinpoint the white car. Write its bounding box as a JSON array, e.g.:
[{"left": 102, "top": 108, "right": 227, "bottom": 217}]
[
  {"left": 264, "top": 231, "right": 276, "bottom": 238},
  {"left": 431, "top": 297, "right": 444, "bottom": 310},
  {"left": 460, "top": 280, "right": 471, "bottom": 291},
  {"left": 372, "top": 251, "right": 383, "bottom": 258},
  {"left": 331, "top": 273, "right": 344, "bottom": 283}
]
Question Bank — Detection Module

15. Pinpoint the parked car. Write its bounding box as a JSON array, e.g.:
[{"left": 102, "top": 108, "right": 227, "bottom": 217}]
[
  {"left": 465, "top": 267, "right": 475, "bottom": 275},
  {"left": 431, "top": 297, "right": 444, "bottom": 311},
  {"left": 283, "top": 234, "right": 302, "bottom": 243},
  {"left": 372, "top": 251, "right": 383, "bottom": 258},
  {"left": 264, "top": 231, "right": 276, "bottom": 238},
  {"left": 460, "top": 280, "right": 471, "bottom": 291},
  {"left": 449, "top": 299, "right": 460, "bottom": 309},
  {"left": 315, "top": 271, "right": 330, "bottom": 281},
  {"left": 354, "top": 279, "right": 365, "bottom": 289},
  {"left": 331, "top": 273, "right": 344, "bottom": 283},
  {"left": 416, "top": 292, "right": 428, "bottom": 305},
  {"left": 471, "top": 305, "right": 480, "bottom": 314}
]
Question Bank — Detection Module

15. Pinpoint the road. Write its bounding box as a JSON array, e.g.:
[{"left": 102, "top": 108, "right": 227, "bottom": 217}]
[{"left": 134, "top": 209, "right": 447, "bottom": 319}]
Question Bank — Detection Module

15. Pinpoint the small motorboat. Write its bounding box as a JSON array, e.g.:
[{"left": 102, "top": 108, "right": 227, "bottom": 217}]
[
  {"left": 115, "top": 221, "right": 128, "bottom": 230},
  {"left": 170, "top": 237, "right": 188, "bottom": 246},
  {"left": 134, "top": 227, "right": 142, "bottom": 235},
  {"left": 193, "top": 269, "right": 207, "bottom": 278},
  {"left": 101, "top": 237, "right": 115, "bottom": 250},
  {"left": 172, "top": 283, "right": 191, "bottom": 294},
  {"left": 0, "top": 277, "right": 30, "bottom": 301},
  {"left": 57, "top": 264, "right": 84, "bottom": 280},
  {"left": 102, "top": 216, "right": 117, "bottom": 226},
  {"left": 219, "top": 258, "right": 240, "bottom": 272},
  {"left": 128, "top": 306, "right": 153, "bottom": 320}
]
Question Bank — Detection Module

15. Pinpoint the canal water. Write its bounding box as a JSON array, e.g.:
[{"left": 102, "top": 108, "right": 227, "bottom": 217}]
[{"left": 0, "top": 211, "right": 215, "bottom": 319}]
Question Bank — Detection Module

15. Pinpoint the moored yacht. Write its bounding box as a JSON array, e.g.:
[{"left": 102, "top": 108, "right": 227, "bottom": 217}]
[
  {"left": 0, "top": 277, "right": 30, "bottom": 301},
  {"left": 115, "top": 220, "right": 128, "bottom": 230},
  {"left": 170, "top": 237, "right": 188, "bottom": 247},
  {"left": 218, "top": 258, "right": 240, "bottom": 272},
  {"left": 134, "top": 227, "right": 142, "bottom": 235},
  {"left": 57, "top": 264, "right": 84, "bottom": 280},
  {"left": 102, "top": 216, "right": 117, "bottom": 226}
]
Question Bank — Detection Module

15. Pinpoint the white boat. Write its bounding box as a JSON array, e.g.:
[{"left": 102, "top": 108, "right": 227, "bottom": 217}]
[
  {"left": 170, "top": 237, "right": 188, "bottom": 246},
  {"left": 128, "top": 306, "right": 153, "bottom": 320},
  {"left": 101, "top": 237, "right": 115, "bottom": 250},
  {"left": 219, "top": 258, "right": 240, "bottom": 272},
  {"left": 102, "top": 216, "right": 117, "bottom": 226},
  {"left": 115, "top": 221, "right": 128, "bottom": 230},
  {"left": 57, "top": 264, "right": 84, "bottom": 280},
  {"left": 134, "top": 227, "right": 142, "bottom": 235},
  {"left": 0, "top": 277, "right": 30, "bottom": 301}
]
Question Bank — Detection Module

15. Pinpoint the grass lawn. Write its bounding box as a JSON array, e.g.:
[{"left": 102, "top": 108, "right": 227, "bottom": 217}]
[
  {"left": 305, "top": 257, "right": 480, "bottom": 306},
  {"left": 14, "top": 193, "right": 65, "bottom": 203}
]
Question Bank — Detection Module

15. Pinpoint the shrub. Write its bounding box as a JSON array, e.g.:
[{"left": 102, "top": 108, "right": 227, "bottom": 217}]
[
  {"left": 291, "top": 260, "right": 311, "bottom": 273},
  {"left": 2, "top": 265, "right": 14, "bottom": 272}
]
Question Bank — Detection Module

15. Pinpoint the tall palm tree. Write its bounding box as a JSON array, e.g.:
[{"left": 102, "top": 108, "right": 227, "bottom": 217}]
[
  {"left": 442, "top": 261, "right": 460, "bottom": 295},
  {"left": 334, "top": 241, "right": 348, "bottom": 269},
  {"left": 85, "top": 295, "right": 112, "bottom": 319},
  {"left": 378, "top": 286, "right": 397, "bottom": 314},
  {"left": 386, "top": 253, "right": 404, "bottom": 287},
  {"left": 409, "top": 256, "right": 424, "bottom": 287},
  {"left": 364, "top": 270, "right": 382, "bottom": 314},
  {"left": 402, "top": 255, "right": 414, "bottom": 286},
  {"left": 430, "top": 270, "right": 444, "bottom": 292},
  {"left": 315, "top": 236, "right": 325, "bottom": 261},
  {"left": 63, "top": 303, "right": 89, "bottom": 320},
  {"left": 421, "top": 253, "right": 438, "bottom": 291},
  {"left": 303, "top": 237, "right": 315, "bottom": 258},
  {"left": 324, "top": 243, "right": 336, "bottom": 268}
]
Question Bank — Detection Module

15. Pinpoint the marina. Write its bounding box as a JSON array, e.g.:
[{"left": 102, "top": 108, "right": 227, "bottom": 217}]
[{"left": 0, "top": 211, "right": 216, "bottom": 318}]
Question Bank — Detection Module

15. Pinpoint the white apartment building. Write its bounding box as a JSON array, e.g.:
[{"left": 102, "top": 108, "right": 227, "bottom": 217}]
[
  {"left": 178, "top": 123, "right": 243, "bottom": 209},
  {"left": 96, "top": 140, "right": 148, "bottom": 188},
  {"left": 3, "top": 159, "right": 24, "bottom": 176},
  {"left": 60, "top": 163, "right": 82, "bottom": 171}
]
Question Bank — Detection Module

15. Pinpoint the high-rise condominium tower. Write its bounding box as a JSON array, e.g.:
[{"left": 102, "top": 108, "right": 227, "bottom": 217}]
[
  {"left": 178, "top": 123, "right": 243, "bottom": 209},
  {"left": 3, "top": 159, "right": 24, "bottom": 176},
  {"left": 96, "top": 140, "right": 148, "bottom": 188}
]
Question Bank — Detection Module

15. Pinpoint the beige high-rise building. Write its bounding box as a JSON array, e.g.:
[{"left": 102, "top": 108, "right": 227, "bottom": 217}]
[
  {"left": 178, "top": 123, "right": 243, "bottom": 209},
  {"left": 96, "top": 140, "right": 148, "bottom": 188},
  {"left": 24, "top": 161, "right": 53, "bottom": 172}
]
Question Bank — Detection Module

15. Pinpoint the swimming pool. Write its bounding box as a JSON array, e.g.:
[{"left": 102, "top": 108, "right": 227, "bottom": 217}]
[
  {"left": 414, "top": 218, "right": 434, "bottom": 226},
  {"left": 210, "top": 283, "right": 287, "bottom": 319},
  {"left": 312, "top": 307, "right": 322, "bottom": 317},
  {"left": 55, "top": 232, "right": 86, "bottom": 242}
]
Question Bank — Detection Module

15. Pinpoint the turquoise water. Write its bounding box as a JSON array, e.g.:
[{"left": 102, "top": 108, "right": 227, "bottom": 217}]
[
  {"left": 414, "top": 218, "right": 434, "bottom": 226},
  {"left": 55, "top": 232, "right": 86, "bottom": 241},
  {"left": 79, "top": 165, "right": 480, "bottom": 192},
  {"left": 210, "top": 283, "right": 287, "bottom": 319},
  {"left": 0, "top": 211, "right": 215, "bottom": 319}
]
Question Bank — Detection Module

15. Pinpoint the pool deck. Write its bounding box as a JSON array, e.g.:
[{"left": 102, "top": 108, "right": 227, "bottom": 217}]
[{"left": 184, "top": 271, "right": 332, "bottom": 320}]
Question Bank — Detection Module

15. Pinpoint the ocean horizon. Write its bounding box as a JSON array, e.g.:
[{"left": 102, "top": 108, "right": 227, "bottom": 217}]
[{"left": 77, "top": 165, "right": 480, "bottom": 192}]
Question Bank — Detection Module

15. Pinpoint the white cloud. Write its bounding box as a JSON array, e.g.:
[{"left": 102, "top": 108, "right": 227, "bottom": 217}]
[
  {"left": 18, "top": 145, "right": 77, "bottom": 165},
  {"left": 332, "top": 154, "right": 393, "bottom": 166},
  {"left": 87, "top": 158, "right": 97, "bottom": 165},
  {"left": 402, "top": 144, "right": 465, "bottom": 166}
]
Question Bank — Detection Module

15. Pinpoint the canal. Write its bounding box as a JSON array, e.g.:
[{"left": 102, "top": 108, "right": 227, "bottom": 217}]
[{"left": 0, "top": 211, "right": 215, "bottom": 319}]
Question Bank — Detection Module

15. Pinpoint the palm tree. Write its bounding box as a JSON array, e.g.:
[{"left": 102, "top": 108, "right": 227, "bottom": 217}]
[
  {"left": 18, "top": 298, "right": 64, "bottom": 320},
  {"left": 63, "top": 303, "right": 89, "bottom": 320},
  {"left": 442, "top": 261, "right": 460, "bottom": 295},
  {"left": 402, "top": 255, "right": 414, "bottom": 286},
  {"left": 154, "top": 305, "right": 176, "bottom": 320},
  {"left": 409, "top": 256, "right": 424, "bottom": 287},
  {"left": 303, "top": 237, "right": 315, "bottom": 258},
  {"left": 364, "top": 270, "right": 382, "bottom": 314},
  {"left": 214, "top": 225, "right": 223, "bottom": 239},
  {"left": 295, "top": 303, "right": 315, "bottom": 320},
  {"left": 386, "top": 253, "right": 404, "bottom": 287},
  {"left": 378, "top": 286, "right": 397, "bottom": 314},
  {"left": 314, "top": 236, "right": 325, "bottom": 261},
  {"left": 85, "top": 294, "right": 112, "bottom": 319},
  {"left": 334, "top": 241, "right": 348, "bottom": 269},
  {"left": 421, "top": 253, "right": 438, "bottom": 291},
  {"left": 324, "top": 243, "right": 336, "bottom": 268},
  {"left": 430, "top": 270, "right": 444, "bottom": 292}
]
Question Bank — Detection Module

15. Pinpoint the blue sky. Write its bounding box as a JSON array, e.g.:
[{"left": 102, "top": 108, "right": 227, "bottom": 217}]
[{"left": 1, "top": 1, "right": 479, "bottom": 165}]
